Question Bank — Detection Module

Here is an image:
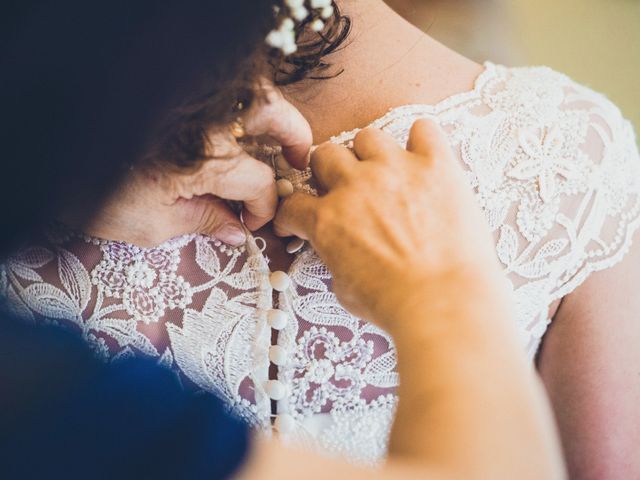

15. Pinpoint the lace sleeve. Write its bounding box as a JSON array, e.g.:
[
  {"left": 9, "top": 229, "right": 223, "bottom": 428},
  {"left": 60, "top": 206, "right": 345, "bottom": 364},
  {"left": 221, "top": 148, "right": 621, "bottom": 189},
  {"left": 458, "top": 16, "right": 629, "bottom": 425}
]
[{"left": 547, "top": 82, "right": 640, "bottom": 300}]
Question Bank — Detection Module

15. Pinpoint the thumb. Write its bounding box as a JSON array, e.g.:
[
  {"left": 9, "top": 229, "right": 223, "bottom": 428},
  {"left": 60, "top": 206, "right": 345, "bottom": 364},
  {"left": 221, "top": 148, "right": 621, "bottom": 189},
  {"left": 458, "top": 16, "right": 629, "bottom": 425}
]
[{"left": 174, "top": 195, "right": 247, "bottom": 246}]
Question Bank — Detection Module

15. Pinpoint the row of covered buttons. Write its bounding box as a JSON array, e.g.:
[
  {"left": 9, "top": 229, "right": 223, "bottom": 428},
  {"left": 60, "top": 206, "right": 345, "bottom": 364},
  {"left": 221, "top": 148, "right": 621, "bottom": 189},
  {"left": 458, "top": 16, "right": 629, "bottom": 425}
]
[
  {"left": 267, "top": 271, "right": 294, "bottom": 432},
  {"left": 263, "top": 177, "right": 304, "bottom": 434}
]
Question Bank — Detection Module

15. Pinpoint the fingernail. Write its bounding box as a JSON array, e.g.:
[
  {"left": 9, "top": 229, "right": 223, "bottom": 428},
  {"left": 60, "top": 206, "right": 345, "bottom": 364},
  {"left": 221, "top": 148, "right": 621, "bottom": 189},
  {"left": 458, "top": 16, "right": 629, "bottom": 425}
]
[{"left": 219, "top": 225, "right": 246, "bottom": 246}]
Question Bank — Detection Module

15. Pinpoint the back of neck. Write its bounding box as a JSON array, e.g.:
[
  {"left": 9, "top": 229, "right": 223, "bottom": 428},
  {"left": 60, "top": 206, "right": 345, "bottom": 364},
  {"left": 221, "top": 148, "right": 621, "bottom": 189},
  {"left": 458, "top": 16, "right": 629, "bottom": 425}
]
[{"left": 282, "top": 0, "right": 483, "bottom": 143}]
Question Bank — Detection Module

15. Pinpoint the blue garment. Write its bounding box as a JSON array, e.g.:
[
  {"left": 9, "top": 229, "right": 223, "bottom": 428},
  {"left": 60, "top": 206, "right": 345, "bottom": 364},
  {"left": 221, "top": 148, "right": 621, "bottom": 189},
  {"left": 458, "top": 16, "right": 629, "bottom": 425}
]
[{"left": 0, "top": 313, "right": 249, "bottom": 480}]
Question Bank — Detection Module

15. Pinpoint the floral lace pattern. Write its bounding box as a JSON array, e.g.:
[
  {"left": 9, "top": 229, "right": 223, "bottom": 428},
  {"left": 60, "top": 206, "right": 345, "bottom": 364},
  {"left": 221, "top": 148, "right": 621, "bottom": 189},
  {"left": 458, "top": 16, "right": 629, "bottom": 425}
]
[
  {"left": 2, "top": 62, "right": 640, "bottom": 465},
  {"left": 91, "top": 241, "right": 192, "bottom": 324}
]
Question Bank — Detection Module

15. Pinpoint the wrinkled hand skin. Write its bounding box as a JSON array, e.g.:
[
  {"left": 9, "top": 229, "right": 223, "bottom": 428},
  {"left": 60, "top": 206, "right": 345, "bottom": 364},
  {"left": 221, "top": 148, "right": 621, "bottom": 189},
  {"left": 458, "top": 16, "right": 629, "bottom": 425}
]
[
  {"left": 77, "top": 79, "right": 312, "bottom": 247},
  {"left": 275, "top": 120, "right": 503, "bottom": 326}
]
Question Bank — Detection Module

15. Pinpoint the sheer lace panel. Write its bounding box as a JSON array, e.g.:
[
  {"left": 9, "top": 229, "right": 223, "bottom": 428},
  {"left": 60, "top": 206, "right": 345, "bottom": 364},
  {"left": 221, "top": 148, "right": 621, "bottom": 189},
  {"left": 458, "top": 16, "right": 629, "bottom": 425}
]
[{"left": 2, "top": 62, "right": 639, "bottom": 465}]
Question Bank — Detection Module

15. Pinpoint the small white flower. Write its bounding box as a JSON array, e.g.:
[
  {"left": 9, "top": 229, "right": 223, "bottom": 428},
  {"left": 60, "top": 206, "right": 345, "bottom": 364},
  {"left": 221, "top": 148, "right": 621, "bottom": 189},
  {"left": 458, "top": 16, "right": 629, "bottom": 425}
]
[
  {"left": 321, "top": 5, "right": 334, "bottom": 18},
  {"left": 281, "top": 17, "right": 295, "bottom": 31},
  {"left": 282, "top": 42, "right": 298, "bottom": 55},
  {"left": 266, "top": 30, "right": 285, "bottom": 49},
  {"left": 310, "top": 18, "right": 325, "bottom": 32},
  {"left": 291, "top": 5, "right": 309, "bottom": 21},
  {"left": 266, "top": 1, "right": 334, "bottom": 54}
]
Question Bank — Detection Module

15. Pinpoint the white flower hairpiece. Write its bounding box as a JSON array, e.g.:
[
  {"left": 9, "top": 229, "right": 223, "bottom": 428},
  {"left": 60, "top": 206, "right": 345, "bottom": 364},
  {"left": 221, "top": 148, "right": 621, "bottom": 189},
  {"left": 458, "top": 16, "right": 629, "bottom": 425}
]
[{"left": 266, "top": 0, "right": 335, "bottom": 55}]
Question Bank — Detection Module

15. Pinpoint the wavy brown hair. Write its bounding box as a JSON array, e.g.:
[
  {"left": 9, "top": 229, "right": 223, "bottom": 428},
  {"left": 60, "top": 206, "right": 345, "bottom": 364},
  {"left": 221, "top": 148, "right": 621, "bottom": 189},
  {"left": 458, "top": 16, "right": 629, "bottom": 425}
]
[{"left": 1, "top": 0, "right": 351, "bottom": 254}]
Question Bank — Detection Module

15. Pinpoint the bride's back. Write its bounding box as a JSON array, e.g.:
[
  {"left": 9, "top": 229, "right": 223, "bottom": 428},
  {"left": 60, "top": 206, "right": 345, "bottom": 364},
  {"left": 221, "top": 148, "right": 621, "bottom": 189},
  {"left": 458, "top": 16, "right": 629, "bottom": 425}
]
[{"left": 2, "top": 0, "right": 639, "bottom": 468}]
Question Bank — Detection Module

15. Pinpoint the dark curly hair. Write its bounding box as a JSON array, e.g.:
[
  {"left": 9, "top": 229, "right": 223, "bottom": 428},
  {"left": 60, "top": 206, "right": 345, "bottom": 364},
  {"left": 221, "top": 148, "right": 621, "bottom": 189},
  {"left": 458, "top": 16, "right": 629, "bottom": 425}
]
[
  {"left": 0, "top": 0, "right": 350, "bottom": 255},
  {"left": 154, "top": 1, "right": 351, "bottom": 170}
]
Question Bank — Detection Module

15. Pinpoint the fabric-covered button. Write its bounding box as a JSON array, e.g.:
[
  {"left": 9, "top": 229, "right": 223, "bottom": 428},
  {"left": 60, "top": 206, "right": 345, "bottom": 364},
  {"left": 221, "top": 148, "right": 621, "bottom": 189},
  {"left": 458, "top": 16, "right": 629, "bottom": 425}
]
[
  {"left": 276, "top": 179, "right": 294, "bottom": 198},
  {"left": 269, "top": 271, "right": 291, "bottom": 292},
  {"left": 267, "top": 309, "right": 288, "bottom": 330},
  {"left": 268, "top": 345, "right": 288, "bottom": 366},
  {"left": 274, "top": 413, "right": 296, "bottom": 434},
  {"left": 265, "top": 380, "right": 286, "bottom": 400},
  {"left": 286, "top": 237, "right": 305, "bottom": 254}
]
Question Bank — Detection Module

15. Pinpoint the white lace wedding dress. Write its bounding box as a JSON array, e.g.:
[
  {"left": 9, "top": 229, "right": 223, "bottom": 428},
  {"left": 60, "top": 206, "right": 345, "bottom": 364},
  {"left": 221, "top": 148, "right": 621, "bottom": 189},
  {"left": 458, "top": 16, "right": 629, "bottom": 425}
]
[{"left": 2, "top": 62, "right": 639, "bottom": 465}]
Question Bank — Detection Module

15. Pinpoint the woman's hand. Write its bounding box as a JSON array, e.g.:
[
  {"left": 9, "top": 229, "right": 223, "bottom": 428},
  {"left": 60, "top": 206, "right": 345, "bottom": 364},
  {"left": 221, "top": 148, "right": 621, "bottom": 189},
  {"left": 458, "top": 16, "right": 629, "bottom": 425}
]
[
  {"left": 271, "top": 119, "right": 565, "bottom": 480},
  {"left": 80, "top": 81, "right": 312, "bottom": 247},
  {"left": 275, "top": 120, "right": 504, "bottom": 326}
]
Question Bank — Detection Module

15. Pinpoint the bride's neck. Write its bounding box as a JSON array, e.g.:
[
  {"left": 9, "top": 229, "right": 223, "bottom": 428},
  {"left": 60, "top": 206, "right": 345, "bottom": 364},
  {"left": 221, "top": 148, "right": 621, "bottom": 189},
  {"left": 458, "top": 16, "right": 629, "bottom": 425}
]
[{"left": 281, "top": 0, "right": 483, "bottom": 143}]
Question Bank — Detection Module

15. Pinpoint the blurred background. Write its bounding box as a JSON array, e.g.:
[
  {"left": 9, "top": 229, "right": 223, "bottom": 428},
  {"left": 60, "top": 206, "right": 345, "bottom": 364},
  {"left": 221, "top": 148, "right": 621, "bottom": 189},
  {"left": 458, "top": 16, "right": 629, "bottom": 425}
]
[{"left": 386, "top": 0, "right": 640, "bottom": 130}]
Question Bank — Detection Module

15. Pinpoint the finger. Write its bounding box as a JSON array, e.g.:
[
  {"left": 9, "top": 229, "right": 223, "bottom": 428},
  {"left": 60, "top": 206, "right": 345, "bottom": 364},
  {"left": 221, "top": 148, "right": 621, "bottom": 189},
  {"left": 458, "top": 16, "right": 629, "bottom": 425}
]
[
  {"left": 406, "top": 119, "right": 450, "bottom": 161},
  {"left": 187, "top": 150, "right": 277, "bottom": 231},
  {"left": 243, "top": 82, "right": 313, "bottom": 170},
  {"left": 174, "top": 195, "right": 247, "bottom": 246},
  {"left": 352, "top": 127, "right": 400, "bottom": 162},
  {"left": 310, "top": 142, "right": 357, "bottom": 191},
  {"left": 273, "top": 192, "right": 320, "bottom": 239},
  {"left": 198, "top": 201, "right": 246, "bottom": 246}
]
